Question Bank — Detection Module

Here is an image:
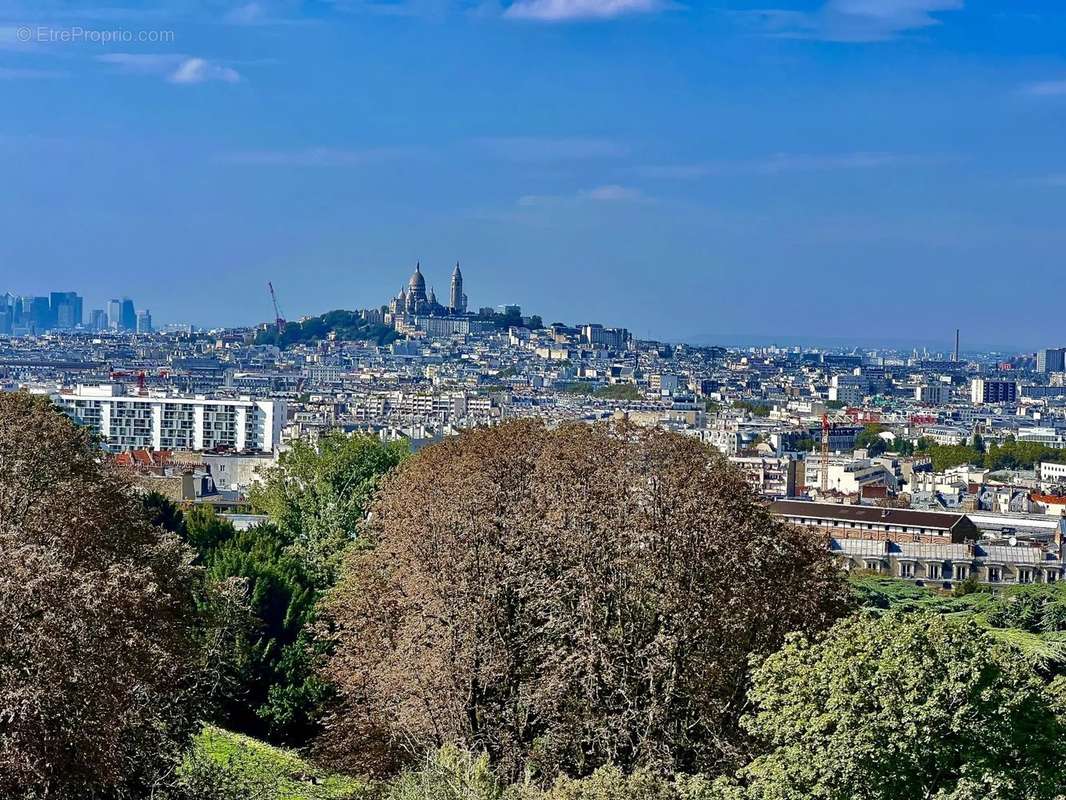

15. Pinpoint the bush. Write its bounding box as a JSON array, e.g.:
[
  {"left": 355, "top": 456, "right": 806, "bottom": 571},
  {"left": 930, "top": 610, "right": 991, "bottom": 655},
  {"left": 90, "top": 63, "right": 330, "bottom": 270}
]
[{"left": 174, "top": 726, "right": 370, "bottom": 800}]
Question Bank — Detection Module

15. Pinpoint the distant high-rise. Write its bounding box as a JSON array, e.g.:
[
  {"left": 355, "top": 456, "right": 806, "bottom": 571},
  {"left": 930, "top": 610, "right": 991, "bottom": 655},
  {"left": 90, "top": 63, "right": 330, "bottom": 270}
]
[
  {"left": 50, "top": 292, "right": 83, "bottom": 330},
  {"left": 450, "top": 262, "right": 467, "bottom": 314},
  {"left": 1036, "top": 348, "right": 1066, "bottom": 374},
  {"left": 136, "top": 309, "right": 153, "bottom": 334},
  {"left": 107, "top": 299, "right": 122, "bottom": 331},
  {"left": 29, "top": 296, "right": 50, "bottom": 332},
  {"left": 89, "top": 309, "right": 108, "bottom": 331},
  {"left": 121, "top": 298, "right": 136, "bottom": 331}
]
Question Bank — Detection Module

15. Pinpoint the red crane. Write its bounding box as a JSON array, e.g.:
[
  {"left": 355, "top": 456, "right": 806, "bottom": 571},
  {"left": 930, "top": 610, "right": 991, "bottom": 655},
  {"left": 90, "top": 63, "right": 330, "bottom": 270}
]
[{"left": 268, "top": 281, "right": 286, "bottom": 334}]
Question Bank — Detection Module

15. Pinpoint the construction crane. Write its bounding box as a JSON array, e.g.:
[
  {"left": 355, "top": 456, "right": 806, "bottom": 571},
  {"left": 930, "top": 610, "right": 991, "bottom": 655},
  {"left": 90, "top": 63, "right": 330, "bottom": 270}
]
[
  {"left": 268, "top": 282, "right": 286, "bottom": 334},
  {"left": 820, "top": 412, "right": 831, "bottom": 494}
]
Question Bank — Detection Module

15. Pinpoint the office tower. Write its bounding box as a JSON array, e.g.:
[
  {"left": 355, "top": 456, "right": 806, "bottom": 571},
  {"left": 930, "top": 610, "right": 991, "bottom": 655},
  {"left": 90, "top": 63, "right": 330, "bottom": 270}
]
[
  {"left": 1037, "top": 348, "right": 1066, "bottom": 374},
  {"left": 89, "top": 309, "right": 108, "bottom": 331},
  {"left": 50, "top": 292, "right": 83, "bottom": 329},
  {"left": 29, "top": 296, "right": 50, "bottom": 332},
  {"left": 136, "top": 309, "right": 153, "bottom": 333},
  {"left": 107, "top": 299, "right": 121, "bottom": 330},
  {"left": 120, "top": 298, "right": 136, "bottom": 331}
]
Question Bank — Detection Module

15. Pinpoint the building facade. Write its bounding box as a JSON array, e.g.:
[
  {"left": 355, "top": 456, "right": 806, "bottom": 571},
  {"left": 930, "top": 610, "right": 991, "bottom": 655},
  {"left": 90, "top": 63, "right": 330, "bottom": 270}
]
[{"left": 56, "top": 384, "right": 285, "bottom": 453}]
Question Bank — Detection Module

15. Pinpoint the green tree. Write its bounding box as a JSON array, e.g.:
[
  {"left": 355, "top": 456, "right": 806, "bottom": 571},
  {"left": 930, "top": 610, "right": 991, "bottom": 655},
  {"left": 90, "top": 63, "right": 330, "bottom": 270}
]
[
  {"left": 203, "top": 523, "right": 324, "bottom": 743},
  {"left": 735, "top": 613, "right": 1066, "bottom": 800},
  {"left": 853, "top": 425, "right": 888, "bottom": 457},
  {"left": 249, "top": 432, "right": 408, "bottom": 587}
]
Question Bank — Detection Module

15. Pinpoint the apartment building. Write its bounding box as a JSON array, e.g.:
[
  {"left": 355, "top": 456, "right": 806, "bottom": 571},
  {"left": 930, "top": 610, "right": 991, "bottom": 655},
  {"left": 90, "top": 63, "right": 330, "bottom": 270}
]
[
  {"left": 56, "top": 384, "right": 285, "bottom": 453},
  {"left": 970, "top": 378, "right": 1017, "bottom": 405},
  {"left": 830, "top": 537, "right": 1064, "bottom": 588},
  {"left": 770, "top": 500, "right": 979, "bottom": 544}
]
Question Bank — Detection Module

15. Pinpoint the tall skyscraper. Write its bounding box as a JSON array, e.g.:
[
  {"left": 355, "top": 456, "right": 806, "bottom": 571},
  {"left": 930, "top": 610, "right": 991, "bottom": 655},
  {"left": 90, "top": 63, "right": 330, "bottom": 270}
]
[
  {"left": 121, "top": 298, "right": 136, "bottom": 331},
  {"left": 29, "top": 296, "right": 50, "bottom": 332},
  {"left": 89, "top": 309, "right": 108, "bottom": 331},
  {"left": 50, "top": 292, "right": 83, "bottom": 329},
  {"left": 136, "top": 309, "right": 153, "bottom": 333},
  {"left": 107, "top": 299, "right": 122, "bottom": 331}
]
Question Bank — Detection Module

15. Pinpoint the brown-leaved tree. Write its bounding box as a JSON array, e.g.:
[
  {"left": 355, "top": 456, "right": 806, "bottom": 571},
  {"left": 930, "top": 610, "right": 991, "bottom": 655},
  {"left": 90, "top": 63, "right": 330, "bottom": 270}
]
[
  {"left": 0, "top": 392, "right": 205, "bottom": 799},
  {"left": 319, "top": 420, "right": 848, "bottom": 781}
]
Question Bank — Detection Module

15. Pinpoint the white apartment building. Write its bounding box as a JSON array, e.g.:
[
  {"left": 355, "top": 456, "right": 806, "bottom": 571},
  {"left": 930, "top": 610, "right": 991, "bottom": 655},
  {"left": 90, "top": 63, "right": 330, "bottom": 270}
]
[
  {"left": 1040, "top": 461, "right": 1066, "bottom": 486},
  {"left": 56, "top": 384, "right": 285, "bottom": 453},
  {"left": 1018, "top": 427, "right": 1066, "bottom": 449}
]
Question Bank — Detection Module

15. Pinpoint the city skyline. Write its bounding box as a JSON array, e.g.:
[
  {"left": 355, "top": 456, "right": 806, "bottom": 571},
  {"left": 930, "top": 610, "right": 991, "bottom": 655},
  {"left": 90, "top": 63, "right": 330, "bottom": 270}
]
[{"left": 2, "top": 1, "right": 1066, "bottom": 346}]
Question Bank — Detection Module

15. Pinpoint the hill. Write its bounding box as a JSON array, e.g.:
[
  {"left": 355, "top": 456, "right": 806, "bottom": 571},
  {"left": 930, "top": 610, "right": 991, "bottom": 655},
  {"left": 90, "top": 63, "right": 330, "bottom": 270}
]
[{"left": 256, "top": 310, "right": 399, "bottom": 348}]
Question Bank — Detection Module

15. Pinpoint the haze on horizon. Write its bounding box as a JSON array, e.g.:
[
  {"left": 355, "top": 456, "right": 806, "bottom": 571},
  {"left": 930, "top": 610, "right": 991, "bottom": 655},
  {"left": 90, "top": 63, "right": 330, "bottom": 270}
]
[{"left": 1, "top": 0, "right": 1064, "bottom": 349}]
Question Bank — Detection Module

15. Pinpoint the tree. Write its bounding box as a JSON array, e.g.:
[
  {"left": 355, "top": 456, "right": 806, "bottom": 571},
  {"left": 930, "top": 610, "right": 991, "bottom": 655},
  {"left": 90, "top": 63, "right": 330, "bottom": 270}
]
[
  {"left": 318, "top": 420, "right": 849, "bottom": 780},
  {"left": 853, "top": 425, "right": 888, "bottom": 457},
  {"left": 735, "top": 613, "right": 1066, "bottom": 800},
  {"left": 204, "top": 523, "right": 324, "bottom": 743},
  {"left": 0, "top": 392, "right": 206, "bottom": 798},
  {"left": 249, "top": 432, "right": 408, "bottom": 587},
  {"left": 143, "top": 495, "right": 332, "bottom": 746}
]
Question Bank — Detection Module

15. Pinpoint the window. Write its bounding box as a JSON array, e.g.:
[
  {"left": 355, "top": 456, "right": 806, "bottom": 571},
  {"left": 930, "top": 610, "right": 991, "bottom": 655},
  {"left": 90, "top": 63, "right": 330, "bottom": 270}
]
[
  {"left": 927, "top": 563, "right": 941, "bottom": 580},
  {"left": 1019, "top": 569, "right": 1032, "bottom": 584},
  {"left": 988, "top": 567, "right": 1001, "bottom": 583},
  {"left": 899, "top": 562, "right": 914, "bottom": 578}
]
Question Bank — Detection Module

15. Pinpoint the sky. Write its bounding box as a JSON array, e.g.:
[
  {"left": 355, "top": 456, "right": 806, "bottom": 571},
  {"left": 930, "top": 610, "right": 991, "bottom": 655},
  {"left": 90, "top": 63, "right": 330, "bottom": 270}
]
[{"left": 1, "top": 0, "right": 1065, "bottom": 349}]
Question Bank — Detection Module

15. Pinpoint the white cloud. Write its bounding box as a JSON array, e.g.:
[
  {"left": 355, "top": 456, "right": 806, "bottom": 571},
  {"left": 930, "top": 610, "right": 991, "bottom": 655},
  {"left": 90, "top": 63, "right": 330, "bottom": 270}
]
[
  {"left": 519, "top": 184, "right": 647, "bottom": 205},
  {"left": 97, "top": 53, "right": 241, "bottom": 84},
  {"left": 169, "top": 57, "right": 241, "bottom": 84},
  {"left": 1022, "top": 80, "right": 1066, "bottom": 97},
  {"left": 504, "top": 0, "right": 666, "bottom": 21},
  {"left": 749, "top": 0, "right": 963, "bottom": 42},
  {"left": 97, "top": 53, "right": 182, "bottom": 73},
  {"left": 224, "top": 2, "right": 267, "bottom": 24},
  {"left": 477, "top": 136, "right": 629, "bottom": 161},
  {"left": 579, "top": 184, "right": 644, "bottom": 201},
  {"left": 1028, "top": 174, "right": 1066, "bottom": 187},
  {"left": 638, "top": 152, "right": 932, "bottom": 179},
  {"left": 220, "top": 147, "right": 410, "bottom": 166}
]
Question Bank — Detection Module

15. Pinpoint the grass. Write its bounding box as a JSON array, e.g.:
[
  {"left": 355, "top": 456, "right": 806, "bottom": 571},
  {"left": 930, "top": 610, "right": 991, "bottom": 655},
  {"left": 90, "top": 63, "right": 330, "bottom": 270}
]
[{"left": 184, "top": 726, "right": 371, "bottom": 800}]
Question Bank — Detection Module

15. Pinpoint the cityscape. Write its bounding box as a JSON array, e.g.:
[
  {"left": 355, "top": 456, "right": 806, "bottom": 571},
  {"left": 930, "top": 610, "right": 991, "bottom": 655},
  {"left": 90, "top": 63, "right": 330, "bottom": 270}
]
[
  {"left": 5, "top": 0, "right": 1066, "bottom": 798},
  {"left": 6, "top": 265, "right": 1066, "bottom": 579}
]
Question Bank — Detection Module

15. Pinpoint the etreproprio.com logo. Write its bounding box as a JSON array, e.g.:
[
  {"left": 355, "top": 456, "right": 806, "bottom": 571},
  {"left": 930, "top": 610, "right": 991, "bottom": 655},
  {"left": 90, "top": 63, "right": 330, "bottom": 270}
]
[{"left": 16, "top": 26, "right": 175, "bottom": 44}]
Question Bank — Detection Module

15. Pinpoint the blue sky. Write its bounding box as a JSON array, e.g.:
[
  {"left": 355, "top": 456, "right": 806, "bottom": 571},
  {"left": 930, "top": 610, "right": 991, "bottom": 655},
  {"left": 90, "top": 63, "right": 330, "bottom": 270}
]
[{"left": 1, "top": 0, "right": 1064, "bottom": 348}]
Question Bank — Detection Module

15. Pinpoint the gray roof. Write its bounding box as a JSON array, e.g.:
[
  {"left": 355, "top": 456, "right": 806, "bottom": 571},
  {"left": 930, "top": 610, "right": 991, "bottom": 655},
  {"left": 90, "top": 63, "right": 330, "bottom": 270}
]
[
  {"left": 895, "top": 542, "right": 974, "bottom": 561},
  {"left": 772, "top": 500, "right": 968, "bottom": 531},
  {"left": 977, "top": 545, "right": 1055, "bottom": 565}
]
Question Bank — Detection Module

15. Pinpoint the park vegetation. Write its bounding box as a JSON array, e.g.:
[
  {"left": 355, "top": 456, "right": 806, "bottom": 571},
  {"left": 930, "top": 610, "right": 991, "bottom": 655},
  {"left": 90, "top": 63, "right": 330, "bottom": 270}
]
[
  {"left": 3, "top": 392, "right": 1066, "bottom": 799},
  {"left": 254, "top": 310, "right": 399, "bottom": 348}
]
